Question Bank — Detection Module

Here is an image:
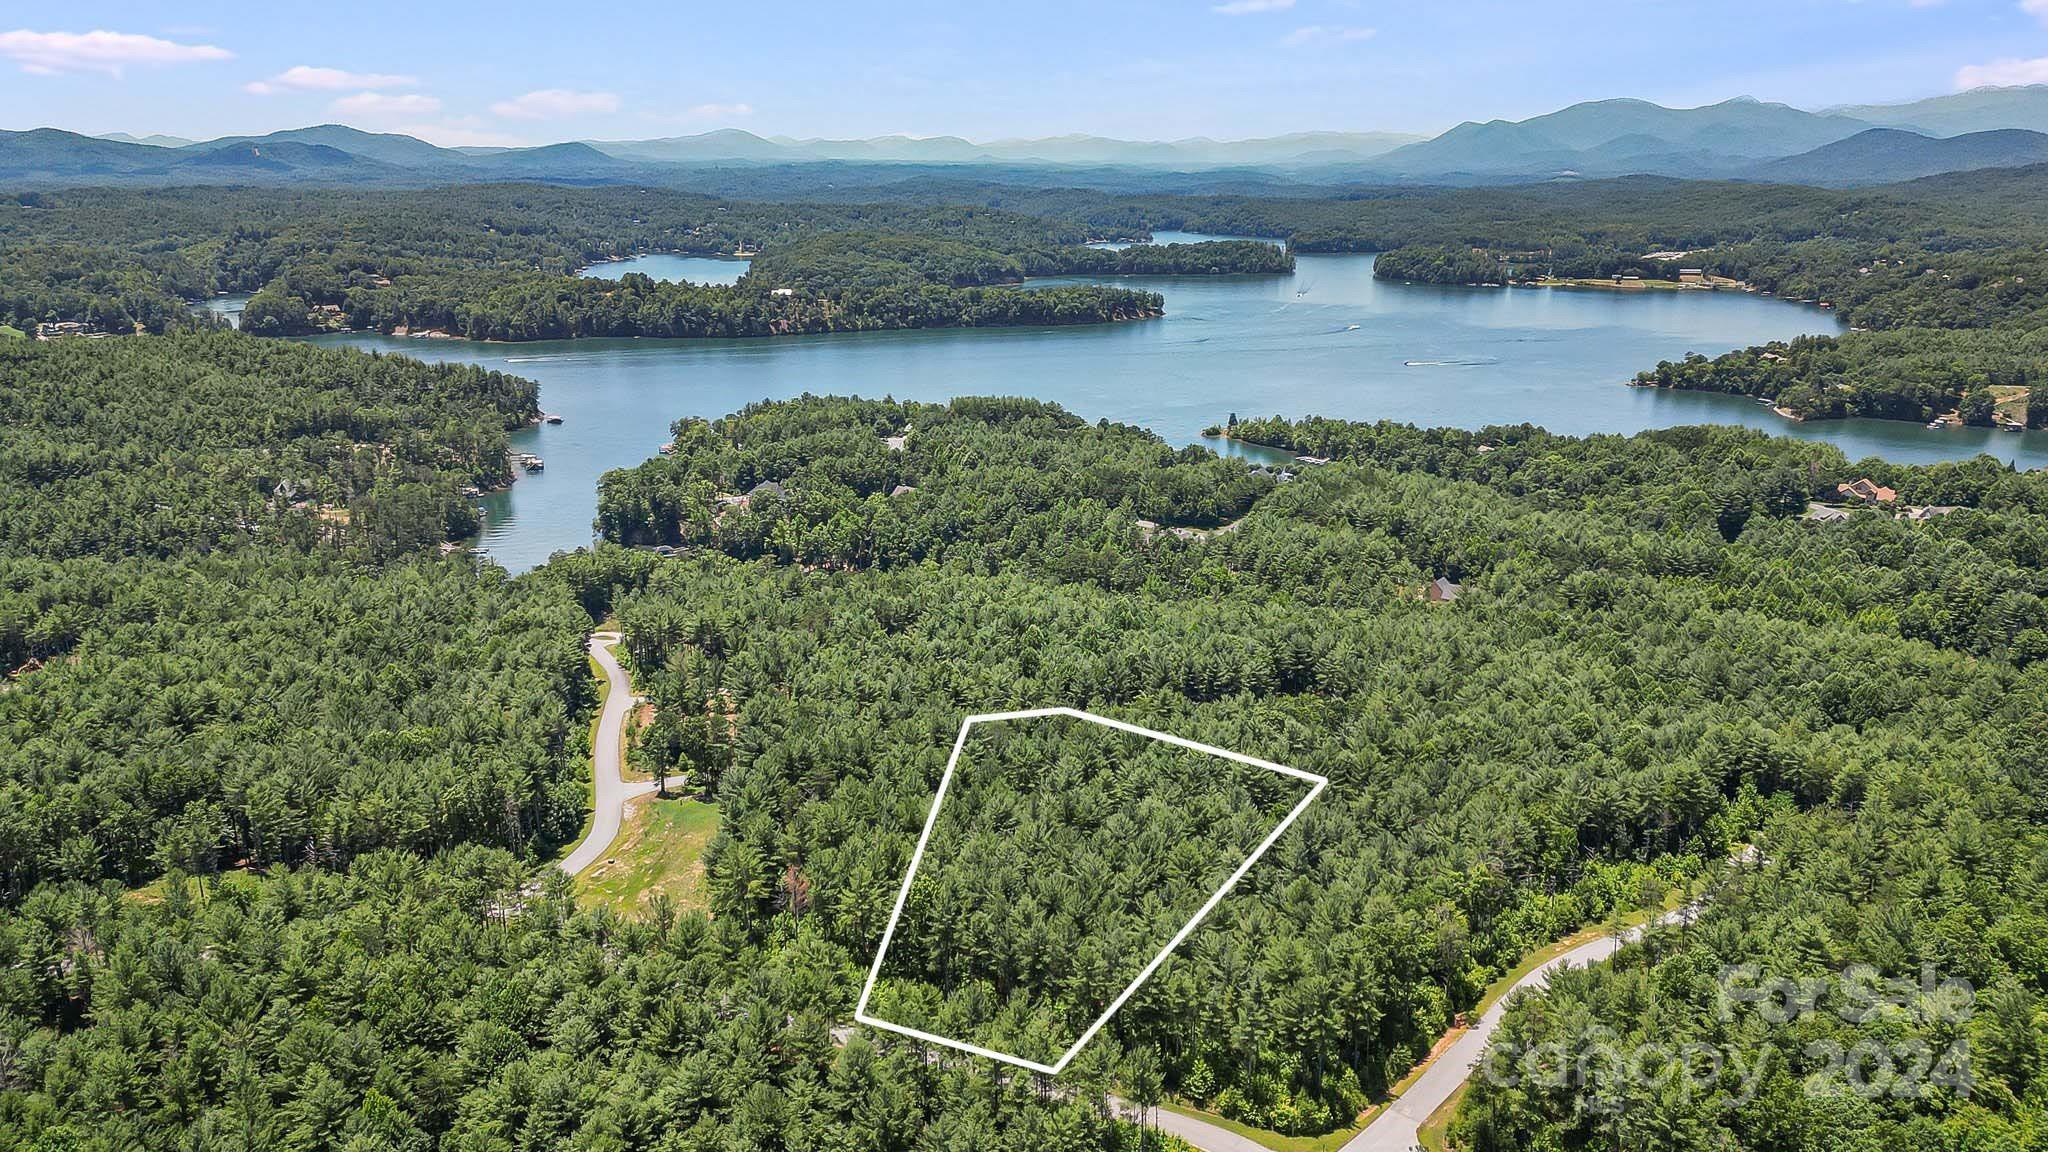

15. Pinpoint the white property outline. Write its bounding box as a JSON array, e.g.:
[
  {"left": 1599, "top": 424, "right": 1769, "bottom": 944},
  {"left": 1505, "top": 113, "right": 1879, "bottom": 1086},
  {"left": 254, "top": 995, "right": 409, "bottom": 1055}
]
[{"left": 854, "top": 706, "right": 1329, "bottom": 1075}]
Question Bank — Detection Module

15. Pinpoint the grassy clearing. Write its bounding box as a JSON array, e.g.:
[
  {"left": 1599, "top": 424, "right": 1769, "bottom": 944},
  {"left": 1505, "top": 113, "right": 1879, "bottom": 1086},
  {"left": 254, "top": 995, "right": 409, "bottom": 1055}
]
[
  {"left": 124, "top": 874, "right": 178, "bottom": 905},
  {"left": 1990, "top": 385, "right": 2030, "bottom": 425},
  {"left": 1158, "top": 1103, "right": 1366, "bottom": 1152},
  {"left": 620, "top": 700, "right": 656, "bottom": 783},
  {"left": 575, "top": 797, "right": 720, "bottom": 915},
  {"left": 123, "top": 871, "right": 254, "bottom": 906},
  {"left": 0, "top": 325, "right": 24, "bottom": 339},
  {"left": 1417, "top": 1083, "right": 1468, "bottom": 1152},
  {"left": 1536, "top": 276, "right": 1687, "bottom": 292}
]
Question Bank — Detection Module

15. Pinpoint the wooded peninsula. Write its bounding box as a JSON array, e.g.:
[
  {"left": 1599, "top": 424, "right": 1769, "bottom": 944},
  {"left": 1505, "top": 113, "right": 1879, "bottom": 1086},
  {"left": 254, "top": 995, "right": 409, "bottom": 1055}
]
[{"left": 7, "top": 170, "right": 2048, "bottom": 427}]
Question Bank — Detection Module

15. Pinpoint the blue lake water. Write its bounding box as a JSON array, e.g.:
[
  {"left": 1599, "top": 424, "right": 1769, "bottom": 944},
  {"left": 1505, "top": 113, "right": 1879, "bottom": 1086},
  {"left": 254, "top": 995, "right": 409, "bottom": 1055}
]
[
  {"left": 309, "top": 249, "right": 2048, "bottom": 571},
  {"left": 1087, "top": 230, "right": 1284, "bottom": 250},
  {"left": 196, "top": 294, "right": 249, "bottom": 328},
  {"left": 580, "top": 253, "right": 753, "bottom": 285}
]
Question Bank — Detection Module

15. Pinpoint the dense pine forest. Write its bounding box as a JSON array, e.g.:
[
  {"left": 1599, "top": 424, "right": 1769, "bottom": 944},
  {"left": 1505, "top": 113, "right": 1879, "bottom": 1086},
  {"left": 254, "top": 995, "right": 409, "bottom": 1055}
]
[
  {"left": 0, "top": 335, "right": 534, "bottom": 560},
  {"left": 2, "top": 332, "right": 2046, "bottom": 1149},
  {"left": 593, "top": 396, "right": 2046, "bottom": 1142},
  {"left": 0, "top": 186, "right": 1297, "bottom": 342},
  {"left": 864, "top": 712, "right": 1317, "bottom": 1068},
  {"left": 0, "top": 336, "right": 1198, "bottom": 1152}
]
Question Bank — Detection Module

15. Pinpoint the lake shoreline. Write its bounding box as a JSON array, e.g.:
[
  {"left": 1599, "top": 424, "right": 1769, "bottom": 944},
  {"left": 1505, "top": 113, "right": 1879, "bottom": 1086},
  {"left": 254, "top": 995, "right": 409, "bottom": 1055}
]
[
  {"left": 304, "top": 247, "right": 2048, "bottom": 572},
  {"left": 1200, "top": 431, "right": 1303, "bottom": 456},
  {"left": 1626, "top": 378, "right": 1808, "bottom": 422},
  {"left": 369, "top": 306, "right": 1168, "bottom": 345},
  {"left": 576, "top": 250, "right": 753, "bottom": 278}
]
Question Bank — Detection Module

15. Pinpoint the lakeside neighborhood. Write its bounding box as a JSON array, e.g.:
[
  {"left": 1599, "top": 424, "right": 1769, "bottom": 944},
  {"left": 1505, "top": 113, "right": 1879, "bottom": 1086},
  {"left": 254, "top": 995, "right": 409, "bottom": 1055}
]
[{"left": 1804, "top": 476, "right": 1962, "bottom": 522}]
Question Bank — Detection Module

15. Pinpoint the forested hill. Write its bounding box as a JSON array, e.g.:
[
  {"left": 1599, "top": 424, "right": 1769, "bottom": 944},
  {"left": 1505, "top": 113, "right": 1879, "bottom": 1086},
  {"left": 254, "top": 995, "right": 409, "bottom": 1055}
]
[
  {"left": 613, "top": 397, "right": 2048, "bottom": 657},
  {"left": 3, "top": 379, "right": 2047, "bottom": 1148},
  {"left": 0, "top": 185, "right": 1295, "bottom": 342},
  {"left": 0, "top": 334, "right": 591, "bottom": 902},
  {"left": 0, "top": 333, "right": 535, "bottom": 559},
  {"left": 0, "top": 345, "right": 1195, "bottom": 1152},
  {"left": 597, "top": 397, "right": 2047, "bottom": 1143},
  {"left": 595, "top": 396, "right": 1277, "bottom": 570}
]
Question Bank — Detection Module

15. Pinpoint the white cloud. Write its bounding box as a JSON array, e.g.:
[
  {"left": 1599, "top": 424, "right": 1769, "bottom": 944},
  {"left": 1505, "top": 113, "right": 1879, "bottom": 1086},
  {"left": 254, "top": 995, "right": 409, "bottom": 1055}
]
[
  {"left": 682, "top": 102, "right": 754, "bottom": 120},
  {"left": 0, "top": 28, "right": 231, "bottom": 76},
  {"left": 245, "top": 64, "right": 416, "bottom": 96},
  {"left": 1213, "top": 0, "right": 1295, "bottom": 13},
  {"left": 2026, "top": 0, "right": 2048, "bottom": 25},
  {"left": 1955, "top": 55, "right": 2048, "bottom": 87},
  {"left": 1281, "top": 24, "right": 1376, "bottom": 46},
  {"left": 330, "top": 91, "right": 442, "bottom": 119},
  {"left": 490, "top": 88, "right": 621, "bottom": 120}
]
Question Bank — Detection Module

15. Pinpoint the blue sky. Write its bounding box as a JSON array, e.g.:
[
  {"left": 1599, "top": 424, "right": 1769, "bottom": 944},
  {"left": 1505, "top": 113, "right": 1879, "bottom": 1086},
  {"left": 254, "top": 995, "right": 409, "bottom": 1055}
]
[{"left": 4, "top": 1, "right": 2045, "bottom": 144}]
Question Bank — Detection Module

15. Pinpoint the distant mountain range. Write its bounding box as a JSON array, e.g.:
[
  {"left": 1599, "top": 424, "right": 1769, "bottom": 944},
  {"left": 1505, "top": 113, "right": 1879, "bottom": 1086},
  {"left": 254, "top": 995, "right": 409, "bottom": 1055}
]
[
  {"left": 589, "top": 129, "right": 1427, "bottom": 167},
  {"left": 1357, "top": 91, "right": 2048, "bottom": 180},
  {"left": 1747, "top": 126, "right": 2048, "bottom": 186},
  {"left": 98, "top": 132, "right": 196, "bottom": 148},
  {"left": 3, "top": 85, "right": 2044, "bottom": 190},
  {"left": 0, "top": 125, "right": 644, "bottom": 186},
  {"left": 1823, "top": 84, "right": 2048, "bottom": 137},
  {"left": 1369, "top": 96, "right": 1875, "bottom": 178}
]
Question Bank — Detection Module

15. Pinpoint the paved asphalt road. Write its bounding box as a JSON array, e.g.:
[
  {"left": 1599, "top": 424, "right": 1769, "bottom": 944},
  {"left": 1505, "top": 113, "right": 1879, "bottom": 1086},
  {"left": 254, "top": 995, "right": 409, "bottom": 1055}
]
[
  {"left": 1127, "top": 903, "right": 1701, "bottom": 1152},
  {"left": 558, "top": 632, "right": 659, "bottom": 877},
  {"left": 1336, "top": 904, "right": 1697, "bottom": 1152}
]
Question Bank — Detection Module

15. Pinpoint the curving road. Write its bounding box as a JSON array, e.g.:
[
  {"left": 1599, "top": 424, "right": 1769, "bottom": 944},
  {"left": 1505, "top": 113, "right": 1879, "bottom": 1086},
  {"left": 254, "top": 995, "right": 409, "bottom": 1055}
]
[
  {"left": 559, "top": 632, "right": 659, "bottom": 877},
  {"left": 1117, "top": 903, "right": 1703, "bottom": 1152},
  {"left": 1335, "top": 903, "right": 1700, "bottom": 1152}
]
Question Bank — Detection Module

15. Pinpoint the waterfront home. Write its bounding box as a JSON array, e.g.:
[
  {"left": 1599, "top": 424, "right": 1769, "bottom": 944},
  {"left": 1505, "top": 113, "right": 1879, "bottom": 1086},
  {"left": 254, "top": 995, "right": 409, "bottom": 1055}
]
[{"left": 1837, "top": 478, "right": 1897, "bottom": 504}]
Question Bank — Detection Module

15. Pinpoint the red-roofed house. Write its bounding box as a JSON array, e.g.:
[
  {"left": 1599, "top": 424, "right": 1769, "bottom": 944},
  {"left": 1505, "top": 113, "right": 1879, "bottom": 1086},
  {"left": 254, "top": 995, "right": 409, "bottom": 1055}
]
[{"left": 1836, "top": 478, "right": 1897, "bottom": 504}]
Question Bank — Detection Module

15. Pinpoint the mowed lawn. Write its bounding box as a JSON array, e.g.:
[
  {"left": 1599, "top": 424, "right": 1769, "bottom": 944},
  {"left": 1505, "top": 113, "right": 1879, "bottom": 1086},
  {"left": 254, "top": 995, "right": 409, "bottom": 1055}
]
[{"left": 575, "top": 797, "right": 720, "bottom": 915}]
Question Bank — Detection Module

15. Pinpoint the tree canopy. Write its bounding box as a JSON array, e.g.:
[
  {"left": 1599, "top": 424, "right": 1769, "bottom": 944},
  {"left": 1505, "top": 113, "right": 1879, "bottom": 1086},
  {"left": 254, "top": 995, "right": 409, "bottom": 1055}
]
[{"left": 2, "top": 344, "right": 2046, "bottom": 1149}]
